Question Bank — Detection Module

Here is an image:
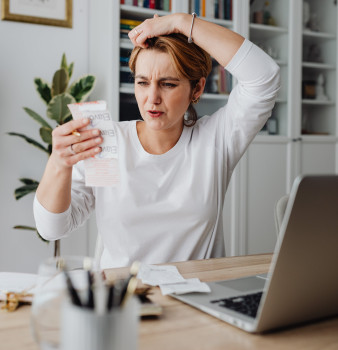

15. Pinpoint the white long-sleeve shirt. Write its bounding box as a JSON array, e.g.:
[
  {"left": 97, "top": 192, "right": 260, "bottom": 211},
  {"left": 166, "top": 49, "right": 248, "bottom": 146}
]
[{"left": 34, "top": 40, "right": 280, "bottom": 268}]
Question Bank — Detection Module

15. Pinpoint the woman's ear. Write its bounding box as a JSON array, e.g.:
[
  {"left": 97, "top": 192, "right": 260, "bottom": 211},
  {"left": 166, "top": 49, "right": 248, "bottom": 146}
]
[{"left": 192, "top": 77, "right": 206, "bottom": 101}]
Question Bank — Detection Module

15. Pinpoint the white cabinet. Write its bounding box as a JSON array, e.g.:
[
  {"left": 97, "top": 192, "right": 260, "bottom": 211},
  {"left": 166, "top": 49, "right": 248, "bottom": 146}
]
[
  {"left": 240, "top": 0, "right": 291, "bottom": 255},
  {"left": 297, "top": 0, "right": 338, "bottom": 178},
  {"left": 246, "top": 141, "right": 288, "bottom": 253},
  {"left": 301, "top": 140, "right": 337, "bottom": 174},
  {"left": 88, "top": 0, "right": 338, "bottom": 257},
  {"left": 235, "top": 0, "right": 338, "bottom": 256}
]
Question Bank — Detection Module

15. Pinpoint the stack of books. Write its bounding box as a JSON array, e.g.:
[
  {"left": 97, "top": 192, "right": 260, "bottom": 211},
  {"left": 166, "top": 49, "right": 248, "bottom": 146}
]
[
  {"left": 205, "top": 63, "right": 232, "bottom": 95},
  {"left": 120, "top": 0, "right": 171, "bottom": 11},
  {"left": 120, "top": 18, "right": 142, "bottom": 40},
  {"left": 191, "top": 0, "right": 232, "bottom": 20}
]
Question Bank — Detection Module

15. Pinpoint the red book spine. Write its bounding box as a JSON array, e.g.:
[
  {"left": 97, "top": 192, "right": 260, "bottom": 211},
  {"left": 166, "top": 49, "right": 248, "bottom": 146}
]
[{"left": 149, "top": 0, "right": 156, "bottom": 8}]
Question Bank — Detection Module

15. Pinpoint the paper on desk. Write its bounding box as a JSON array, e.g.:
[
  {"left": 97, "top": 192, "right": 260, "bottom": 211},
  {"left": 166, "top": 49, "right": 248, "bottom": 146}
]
[
  {"left": 68, "top": 101, "right": 120, "bottom": 187},
  {"left": 137, "top": 264, "right": 185, "bottom": 286},
  {"left": 137, "top": 264, "right": 211, "bottom": 295},
  {"left": 159, "top": 278, "right": 211, "bottom": 295},
  {"left": 0, "top": 272, "right": 38, "bottom": 302}
]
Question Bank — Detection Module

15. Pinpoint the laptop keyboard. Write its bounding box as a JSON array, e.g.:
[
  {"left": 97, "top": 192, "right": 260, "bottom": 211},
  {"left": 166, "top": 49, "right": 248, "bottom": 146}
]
[{"left": 210, "top": 291, "right": 263, "bottom": 318}]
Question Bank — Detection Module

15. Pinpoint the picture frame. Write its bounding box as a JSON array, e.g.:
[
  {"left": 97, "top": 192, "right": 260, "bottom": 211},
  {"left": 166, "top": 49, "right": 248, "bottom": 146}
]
[{"left": 1, "top": 0, "right": 72, "bottom": 28}]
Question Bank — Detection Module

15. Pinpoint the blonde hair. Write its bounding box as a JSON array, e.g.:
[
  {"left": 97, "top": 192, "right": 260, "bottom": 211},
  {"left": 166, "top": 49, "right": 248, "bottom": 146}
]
[{"left": 129, "top": 34, "right": 212, "bottom": 126}]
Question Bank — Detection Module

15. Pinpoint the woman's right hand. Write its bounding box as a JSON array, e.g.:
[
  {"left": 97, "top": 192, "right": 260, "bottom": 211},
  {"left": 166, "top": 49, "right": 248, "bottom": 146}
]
[{"left": 50, "top": 117, "right": 103, "bottom": 169}]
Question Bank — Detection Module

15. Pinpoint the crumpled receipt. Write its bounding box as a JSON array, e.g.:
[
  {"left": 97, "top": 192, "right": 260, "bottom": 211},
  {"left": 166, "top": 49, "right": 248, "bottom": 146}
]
[
  {"left": 137, "top": 264, "right": 185, "bottom": 286},
  {"left": 159, "top": 278, "right": 211, "bottom": 296},
  {"left": 137, "top": 264, "right": 211, "bottom": 295},
  {"left": 67, "top": 101, "right": 119, "bottom": 187}
]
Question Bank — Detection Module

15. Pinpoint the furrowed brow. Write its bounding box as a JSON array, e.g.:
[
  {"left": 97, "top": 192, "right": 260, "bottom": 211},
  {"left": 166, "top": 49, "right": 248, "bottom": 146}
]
[
  {"left": 159, "top": 77, "right": 180, "bottom": 82},
  {"left": 135, "top": 75, "right": 181, "bottom": 82},
  {"left": 135, "top": 75, "right": 148, "bottom": 80}
]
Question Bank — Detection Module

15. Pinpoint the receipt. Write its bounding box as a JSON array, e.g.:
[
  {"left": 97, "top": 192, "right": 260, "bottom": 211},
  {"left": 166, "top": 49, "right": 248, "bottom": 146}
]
[
  {"left": 137, "top": 264, "right": 211, "bottom": 295},
  {"left": 159, "top": 278, "right": 211, "bottom": 295},
  {"left": 68, "top": 101, "right": 120, "bottom": 187},
  {"left": 137, "top": 264, "right": 186, "bottom": 286}
]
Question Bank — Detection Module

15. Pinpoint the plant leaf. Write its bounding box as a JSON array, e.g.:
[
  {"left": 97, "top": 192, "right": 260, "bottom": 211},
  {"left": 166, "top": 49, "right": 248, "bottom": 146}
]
[
  {"left": 47, "top": 93, "right": 76, "bottom": 124},
  {"left": 68, "top": 62, "right": 74, "bottom": 80},
  {"left": 23, "top": 107, "right": 53, "bottom": 129},
  {"left": 14, "top": 184, "right": 39, "bottom": 200},
  {"left": 51, "top": 68, "right": 69, "bottom": 97},
  {"left": 19, "top": 178, "right": 39, "bottom": 185},
  {"left": 7, "top": 132, "right": 50, "bottom": 154},
  {"left": 61, "top": 53, "right": 74, "bottom": 81},
  {"left": 13, "top": 225, "right": 36, "bottom": 230},
  {"left": 13, "top": 226, "right": 49, "bottom": 243},
  {"left": 34, "top": 78, "right": 52, "bottom": 104},
  {"left": 60, "top": 53, "right": 68, "bottom": 71},
  {"left": 40, "top": 126, "right": 53, "bottom": 145},
  {"left": 68, "top": 75, "right": 96, "bottom": 102}
]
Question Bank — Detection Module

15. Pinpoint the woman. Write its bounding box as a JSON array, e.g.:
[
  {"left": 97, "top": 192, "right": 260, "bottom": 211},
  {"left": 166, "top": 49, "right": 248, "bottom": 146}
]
[{"left": 34, "top": 13, "right": 280, "bottom": 268}]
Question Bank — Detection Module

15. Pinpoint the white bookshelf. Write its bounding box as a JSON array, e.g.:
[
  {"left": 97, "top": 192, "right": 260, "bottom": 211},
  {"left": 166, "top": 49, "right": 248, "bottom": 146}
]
[
  {"left": 88, "top": 0, "right": 338, "bottom": 257},
  {"left": 301, "top": 0, "right": 337, "bottom": 137}
]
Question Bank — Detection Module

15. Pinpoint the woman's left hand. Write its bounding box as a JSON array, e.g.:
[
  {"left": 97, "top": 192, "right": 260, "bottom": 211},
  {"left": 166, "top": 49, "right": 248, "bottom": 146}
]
[{"left": 128, "top": 13, "right": 183, "bottom": 48}]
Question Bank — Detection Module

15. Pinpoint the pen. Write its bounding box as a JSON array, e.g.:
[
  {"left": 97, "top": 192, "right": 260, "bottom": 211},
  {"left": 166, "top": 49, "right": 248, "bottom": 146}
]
[
  {"left": 107, "top": 284, "right": 115, "bottom": 311},
  {"left": 86, "top": 270, "right": 94, "bottom": 309},
  {"left": 63, "top": 270, "right": 82, "bottom": 307},
  {"left": 94, "top": 270, "right": 107, "bottom": 315}
]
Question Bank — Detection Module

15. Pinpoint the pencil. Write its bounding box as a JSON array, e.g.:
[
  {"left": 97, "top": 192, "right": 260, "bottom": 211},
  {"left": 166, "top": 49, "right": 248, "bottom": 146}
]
[
  {"left": 120, "top": 277, "right": 138, "bottom": 308},
  {"left": 63, "top": 270, "right": 82, "bottom": 307}
]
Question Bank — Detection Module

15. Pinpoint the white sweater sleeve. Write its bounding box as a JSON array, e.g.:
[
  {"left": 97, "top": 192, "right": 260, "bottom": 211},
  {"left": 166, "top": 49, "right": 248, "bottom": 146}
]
[
  {"left": 220, "top": 39, "right": 281, "bottom": 174},
  {"left": 33, "top": 161, "right": 95, "bottom": 241}
]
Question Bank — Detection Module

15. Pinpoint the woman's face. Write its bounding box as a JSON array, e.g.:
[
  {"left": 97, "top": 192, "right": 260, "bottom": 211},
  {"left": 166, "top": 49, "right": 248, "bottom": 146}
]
[{"left": 134, "top": 50, "right": 192, "bottom": 133}]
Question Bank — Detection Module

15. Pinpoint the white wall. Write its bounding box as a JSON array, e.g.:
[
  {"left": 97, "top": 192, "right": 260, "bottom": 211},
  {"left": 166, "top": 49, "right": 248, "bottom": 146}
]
[{"left": 0, "top": 0, "right": 94, "bottom": 273}]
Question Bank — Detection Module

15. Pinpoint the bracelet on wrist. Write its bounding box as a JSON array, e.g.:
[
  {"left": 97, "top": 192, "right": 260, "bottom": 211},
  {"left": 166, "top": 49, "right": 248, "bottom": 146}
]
[{"left": 188, "top": 12, "right": 197, "bottom": 44}]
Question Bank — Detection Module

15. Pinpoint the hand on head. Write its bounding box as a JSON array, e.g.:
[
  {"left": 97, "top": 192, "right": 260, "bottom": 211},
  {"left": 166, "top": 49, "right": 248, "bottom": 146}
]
[
  {"left": 128, "top": 13, "right": 178, "bottom": 48},
  {"left": 50, "top": 118, "right": 102, "bottom": 169}
]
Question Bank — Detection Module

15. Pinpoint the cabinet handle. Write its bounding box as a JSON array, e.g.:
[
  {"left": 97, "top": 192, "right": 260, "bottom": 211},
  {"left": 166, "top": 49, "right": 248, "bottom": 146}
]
[{"left": 292, "top": 137, "right": 302, "bottom": 142}]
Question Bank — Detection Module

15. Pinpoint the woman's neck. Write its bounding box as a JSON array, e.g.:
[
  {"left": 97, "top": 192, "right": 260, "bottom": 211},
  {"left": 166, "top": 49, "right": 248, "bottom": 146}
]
[{"left": 136, "top": 121, "right": 184, "bottom": 155}]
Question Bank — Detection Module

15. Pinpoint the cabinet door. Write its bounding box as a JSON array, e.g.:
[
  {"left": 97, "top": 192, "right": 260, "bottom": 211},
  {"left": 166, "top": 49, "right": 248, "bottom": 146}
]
[
  {"left": 223, "top": 178, "right": 233, "bottom": 255},
  {"left": 246, "top": 142, "right": 288, "bottom": 254},
  {"left": 300, "top": 141, "right": 336, "bottom": 174}
]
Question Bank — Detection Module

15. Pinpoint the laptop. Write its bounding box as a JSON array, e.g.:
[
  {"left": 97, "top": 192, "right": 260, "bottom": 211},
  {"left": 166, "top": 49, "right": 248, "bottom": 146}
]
[{"left": 171, "top": 175, "right": 338, "bottom": 333}]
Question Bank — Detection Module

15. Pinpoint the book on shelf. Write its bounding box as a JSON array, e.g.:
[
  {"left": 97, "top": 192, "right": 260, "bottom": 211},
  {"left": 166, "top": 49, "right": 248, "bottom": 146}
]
[
  {"left": 120, "top": 55, "right": 130, "bottom": 67},
  {"left": 205, "top": 62, "right": 232, "bottom": 95},
  {"left": 120, "top": 56, "right": 134, "bottom": 85},
  {"left": 120, "top": 71, "right": 134, "bottom": 86},
  {"left": 120, "top": 0, "right": 171, "bottom": 11},
  {"left": 120, "top": 82, "right": 135, "bottom": 90},
  {"left": 190, "top": 0, "right": 232, "bottom": 20},
  {"left": 120, "top": 18, "right": 142, "bottom": 39},
  {"left": 121, "top": 19, "right": 143, "bottom": 26}
]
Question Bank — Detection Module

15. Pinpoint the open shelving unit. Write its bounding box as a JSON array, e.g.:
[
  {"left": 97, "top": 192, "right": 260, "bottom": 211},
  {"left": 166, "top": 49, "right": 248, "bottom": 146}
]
[
  {"left": 89, "top": 0, "right": 338, "bottom": 257},
  {"left": 301, "top": 0, "right": 337, "bottom": 137}
]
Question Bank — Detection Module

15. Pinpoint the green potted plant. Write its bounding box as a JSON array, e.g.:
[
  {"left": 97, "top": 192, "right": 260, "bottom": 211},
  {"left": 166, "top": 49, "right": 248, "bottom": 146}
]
[{"left": 8, "top": 54, "right": 96, "bottom": 257}]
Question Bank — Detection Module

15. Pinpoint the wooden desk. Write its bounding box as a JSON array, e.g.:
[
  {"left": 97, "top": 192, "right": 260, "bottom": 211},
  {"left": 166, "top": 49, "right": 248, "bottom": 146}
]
[{"left": 1, "top": 254, "right": 338, "bottom": 350}]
